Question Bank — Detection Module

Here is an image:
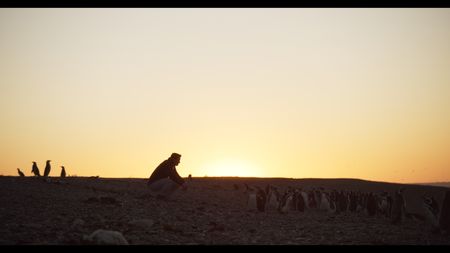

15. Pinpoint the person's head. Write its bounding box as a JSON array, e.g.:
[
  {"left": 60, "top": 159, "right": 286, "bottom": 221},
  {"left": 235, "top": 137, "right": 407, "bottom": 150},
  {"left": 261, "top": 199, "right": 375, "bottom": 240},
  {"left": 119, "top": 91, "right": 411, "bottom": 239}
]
[{"left": 169, "top": 153, "right": 181, "bottom": 166}]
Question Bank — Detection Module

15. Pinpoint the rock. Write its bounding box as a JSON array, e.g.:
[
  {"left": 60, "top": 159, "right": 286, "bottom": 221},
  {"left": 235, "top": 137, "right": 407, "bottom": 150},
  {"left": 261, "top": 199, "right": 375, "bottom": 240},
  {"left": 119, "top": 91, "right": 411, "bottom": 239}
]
[{"left": 83, "top": 229, "right": 129, "bottom": 245}]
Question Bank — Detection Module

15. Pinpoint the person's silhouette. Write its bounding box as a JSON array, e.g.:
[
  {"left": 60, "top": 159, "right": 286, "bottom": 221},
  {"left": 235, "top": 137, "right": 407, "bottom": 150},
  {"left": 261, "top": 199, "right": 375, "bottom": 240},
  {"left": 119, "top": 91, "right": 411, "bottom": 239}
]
[{"left": 147, "top": 153, "right": 187, "bottom": 199}]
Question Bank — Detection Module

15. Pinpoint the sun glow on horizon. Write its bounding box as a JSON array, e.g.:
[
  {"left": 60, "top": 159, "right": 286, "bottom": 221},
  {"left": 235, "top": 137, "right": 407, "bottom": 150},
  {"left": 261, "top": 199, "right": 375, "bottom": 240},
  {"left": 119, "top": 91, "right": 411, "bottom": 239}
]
[{"left": 202, "top": 159, "right": 261, "bottom": 177}]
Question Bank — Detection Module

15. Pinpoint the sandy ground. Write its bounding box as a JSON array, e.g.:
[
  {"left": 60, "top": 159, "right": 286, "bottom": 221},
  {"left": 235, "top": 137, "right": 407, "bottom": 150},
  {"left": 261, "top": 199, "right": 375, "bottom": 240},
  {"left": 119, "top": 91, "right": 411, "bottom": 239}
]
[{"left": 0, "top": 176, "right": 449, "bottom": 245}]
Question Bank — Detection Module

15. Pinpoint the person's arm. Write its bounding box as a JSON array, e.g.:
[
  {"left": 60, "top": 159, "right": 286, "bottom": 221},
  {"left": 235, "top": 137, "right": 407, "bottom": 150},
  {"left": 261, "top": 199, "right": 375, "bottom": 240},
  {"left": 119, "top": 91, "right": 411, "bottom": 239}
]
[{"left": 169, "top": 167, "right": 185, "bottom": 186}]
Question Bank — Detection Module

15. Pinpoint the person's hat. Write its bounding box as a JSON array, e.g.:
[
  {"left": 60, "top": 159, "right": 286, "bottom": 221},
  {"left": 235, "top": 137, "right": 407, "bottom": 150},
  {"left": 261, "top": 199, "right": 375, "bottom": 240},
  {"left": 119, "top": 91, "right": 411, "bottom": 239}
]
[{"left": 170, "top": 153, "right": 181, "bottom": 159}]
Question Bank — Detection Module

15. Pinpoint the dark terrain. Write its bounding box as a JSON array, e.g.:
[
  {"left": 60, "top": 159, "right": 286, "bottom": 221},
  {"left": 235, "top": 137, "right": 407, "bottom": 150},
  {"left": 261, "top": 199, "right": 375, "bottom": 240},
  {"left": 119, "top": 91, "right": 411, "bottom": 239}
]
[{"left": 0, "top": 176, "right": 449, "bottom": 245}]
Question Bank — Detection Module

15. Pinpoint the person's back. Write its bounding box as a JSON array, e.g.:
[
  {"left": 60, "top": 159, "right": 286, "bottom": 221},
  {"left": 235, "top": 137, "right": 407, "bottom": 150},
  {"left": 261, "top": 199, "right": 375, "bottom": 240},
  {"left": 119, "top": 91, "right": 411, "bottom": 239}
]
[
  {"left": 148, "top": 159, "right": 184, "bottom": 186},
  {"left": 147, "top": 160, "right": 168, "bottom": 186}
]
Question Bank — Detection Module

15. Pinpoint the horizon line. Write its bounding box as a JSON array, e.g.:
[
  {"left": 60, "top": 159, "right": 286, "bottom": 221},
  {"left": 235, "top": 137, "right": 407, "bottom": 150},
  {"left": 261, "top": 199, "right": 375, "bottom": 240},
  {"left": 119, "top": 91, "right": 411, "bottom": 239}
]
[{"left": 3, "top": 174, "right": 449, "bottom": 185}]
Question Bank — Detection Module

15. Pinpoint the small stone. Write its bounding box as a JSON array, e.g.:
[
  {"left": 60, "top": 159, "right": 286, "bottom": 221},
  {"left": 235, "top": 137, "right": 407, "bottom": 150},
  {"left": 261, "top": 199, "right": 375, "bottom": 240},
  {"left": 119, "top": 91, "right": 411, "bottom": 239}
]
[{"left": 83, "top": 229, "right": 129, "bottom": 245}]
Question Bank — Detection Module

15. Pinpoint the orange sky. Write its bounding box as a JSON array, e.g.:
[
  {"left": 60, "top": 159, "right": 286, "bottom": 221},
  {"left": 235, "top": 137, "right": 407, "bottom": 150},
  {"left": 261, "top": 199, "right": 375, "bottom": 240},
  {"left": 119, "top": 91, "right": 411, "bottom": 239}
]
[{"left": 1, "top": 9, "right": 450, "bottom": 183}]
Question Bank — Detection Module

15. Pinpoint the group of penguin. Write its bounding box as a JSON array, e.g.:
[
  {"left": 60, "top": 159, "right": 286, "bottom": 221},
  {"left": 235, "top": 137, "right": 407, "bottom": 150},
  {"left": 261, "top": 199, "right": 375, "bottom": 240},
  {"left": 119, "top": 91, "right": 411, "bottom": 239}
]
[
  {"left": 244, "top": 183, "right": 450, "bottom": 234},
  {"left": 17, "top": 160, "right": 67, "bottom": 178},
  {"left": 245, "top": 184, "right": 393, "bottom": 215}
]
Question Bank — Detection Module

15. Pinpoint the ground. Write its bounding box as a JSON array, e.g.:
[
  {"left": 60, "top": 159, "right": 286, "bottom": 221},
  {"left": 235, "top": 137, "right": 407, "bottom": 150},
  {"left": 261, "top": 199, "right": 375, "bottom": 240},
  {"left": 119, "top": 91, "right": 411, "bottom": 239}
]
[{"left": 0, "top": 176, "right": 449, "bottom": 245}]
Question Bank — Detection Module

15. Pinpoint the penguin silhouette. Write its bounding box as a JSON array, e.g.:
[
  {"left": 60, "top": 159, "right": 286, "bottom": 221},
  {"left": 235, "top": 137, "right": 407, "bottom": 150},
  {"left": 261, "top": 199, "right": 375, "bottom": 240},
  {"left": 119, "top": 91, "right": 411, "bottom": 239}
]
[
  {"left": 391, "top": 188, "right": 406, "bottom": 224},
  {"left": 32, "top": 161, "right": 41, "bottom": 177},
  {"left": 17, "top": 168, "right": 25, "bottom": 177},
  {"left": 60, "top": 166, "right": 66, "bottom": 178},
  {"left": 43, "top": 160, "right": 51, "bottom": 177},
  {"left": 439, "top": 190, "right": 450, "bottom": 232}
]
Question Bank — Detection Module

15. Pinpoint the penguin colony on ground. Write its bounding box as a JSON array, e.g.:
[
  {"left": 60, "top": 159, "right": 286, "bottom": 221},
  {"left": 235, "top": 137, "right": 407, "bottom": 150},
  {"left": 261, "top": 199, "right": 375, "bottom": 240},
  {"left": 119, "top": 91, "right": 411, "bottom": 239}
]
[{"left": 244, "top": 183, "right": 450, "bottom": 233}]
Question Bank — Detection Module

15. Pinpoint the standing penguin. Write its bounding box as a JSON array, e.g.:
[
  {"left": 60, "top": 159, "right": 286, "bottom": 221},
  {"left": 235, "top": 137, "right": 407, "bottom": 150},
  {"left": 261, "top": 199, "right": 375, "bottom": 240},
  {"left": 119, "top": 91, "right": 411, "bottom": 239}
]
[
  {"left": 391, "top": 188, "right": 406, "bottom": 224},
  {"left": 31, "top": 161, "right": 41, "bottom": 177},
  {"left": 366, "top": 192, "right": 377, "bottom": 217},
  {"left": 17, "top": 168, "right": 25, "bottom": 177},
  {"left": 422, "top": 195, "right": 440, "bottom": 230},
  {"left": 43, "top": 160, "right": 51, "bottom": 177},
  {"left": 295, "top": 190, "right": 306, "bottom": 212},
  {"left": 265, "top": 185, "right": 281, "bottom": 212},
  {"left": 60, "top": 166, "right": 66, "bottom": 178},
  {"left": 245, "top": 184, "right": 258, "bottom": 211},
  {"left": 256, "top": 187, "right": 267, "bottom": 212},
  {"left": 439, "top": 190, "right": 450, "bottom": 233}
]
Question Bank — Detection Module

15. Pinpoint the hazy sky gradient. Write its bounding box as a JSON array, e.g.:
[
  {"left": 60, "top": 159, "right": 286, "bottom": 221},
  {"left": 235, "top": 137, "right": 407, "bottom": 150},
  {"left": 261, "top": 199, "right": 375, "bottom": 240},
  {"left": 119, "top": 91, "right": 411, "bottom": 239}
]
[{"left": 1, "top": 9, "right": 450, "bottom": 183}]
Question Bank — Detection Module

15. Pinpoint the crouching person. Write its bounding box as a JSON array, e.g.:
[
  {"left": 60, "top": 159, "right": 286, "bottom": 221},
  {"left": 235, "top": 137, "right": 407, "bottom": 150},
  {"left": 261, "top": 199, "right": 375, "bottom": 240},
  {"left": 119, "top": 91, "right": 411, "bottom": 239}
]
[{"left": 147, "top": 153, "right": 187, "bottom": 200}]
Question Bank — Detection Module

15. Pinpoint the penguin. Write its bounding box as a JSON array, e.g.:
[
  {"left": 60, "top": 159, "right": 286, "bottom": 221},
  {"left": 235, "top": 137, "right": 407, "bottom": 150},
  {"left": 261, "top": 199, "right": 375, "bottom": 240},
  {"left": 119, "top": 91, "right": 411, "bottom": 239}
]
[
  {"left": 31, "top": 161, "right": 41, "bottom": 177},
  {"left": 265, "top": 185, "right": 280, "bottom": 212},
  {"left": 300, "top": 190, "right": 309, "bottom": 210},
  {"left": 60, "top": 166, "right": 66, "bottom": 178},
  {"left": 422, "top": 195, "right": 439, "bottom": 230},
  {"left": 348, "top": 192, "right": 358, "bottom": 213},
  {"left": 308, "top": 190, "right": 317, "bottom": 209},
  {"left": 280, "top": 190, "right": 295, "bottom": 213},
  {"left": 356, "top": 193, "right": 364, "bottom": 213},
  {"left": 387, "top": 195, "right": 393, "bottom": 218},
  {"left": 390, "top": 189, "right": 406, "bottom": 224},
  {"left": 315, "top": 188, "right": 322, "bottom": 206},
  {"left": 439, "top": 190, "right": 450, "bottom": 233},
  {"left": 43, "top": 160, "right": 51, "bottom": 177},
  {"left": 17, "top": 168, "right": 25, "bottom": 177},
  {"left": 256, "top": 187, "right": 266, "bottom": 212},
  {"left": 320, "top": 192, "right": 332, "bottom": 212},
  {"left": 378, "top": 193, "right": 389, "bottom": 218},
  {"left": 366, "top": 192, "right": 377, "bottom": 217},
  {"left": 340, "top": 191, "right": 349, "bottom": 212},
  {"left": 295, "top": 189, "right": 306, "bottom": 212},
  {"left": 246, "top": 185, "right": 258, "bottom": 211}
]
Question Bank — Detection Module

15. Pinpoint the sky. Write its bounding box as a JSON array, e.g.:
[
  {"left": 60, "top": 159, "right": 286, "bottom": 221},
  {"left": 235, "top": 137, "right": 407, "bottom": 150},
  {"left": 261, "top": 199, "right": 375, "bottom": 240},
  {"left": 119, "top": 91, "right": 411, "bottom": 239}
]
[{"left": 1, "top": 8, "right": 450, "bottom": 183}]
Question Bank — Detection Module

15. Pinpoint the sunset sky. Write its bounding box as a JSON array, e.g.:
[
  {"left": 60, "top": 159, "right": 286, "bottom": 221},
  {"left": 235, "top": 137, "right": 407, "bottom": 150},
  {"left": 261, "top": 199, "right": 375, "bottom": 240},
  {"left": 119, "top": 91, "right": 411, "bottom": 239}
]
[{"left": 1, "top": 9, "right": 449, "bottom": 183}]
